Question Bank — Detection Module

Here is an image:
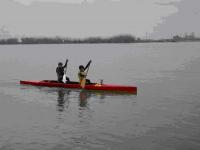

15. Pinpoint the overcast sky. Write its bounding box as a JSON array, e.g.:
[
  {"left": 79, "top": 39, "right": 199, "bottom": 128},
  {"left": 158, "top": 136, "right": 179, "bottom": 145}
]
[{"left": 0, "top": 0, "right": 199, "bottom": 38}]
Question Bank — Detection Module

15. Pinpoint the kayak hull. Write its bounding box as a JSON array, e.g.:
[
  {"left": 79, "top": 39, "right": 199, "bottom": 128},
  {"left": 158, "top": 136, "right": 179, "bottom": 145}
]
[{"left": 20, "top": 80, "right": 137, "bottom": 94}]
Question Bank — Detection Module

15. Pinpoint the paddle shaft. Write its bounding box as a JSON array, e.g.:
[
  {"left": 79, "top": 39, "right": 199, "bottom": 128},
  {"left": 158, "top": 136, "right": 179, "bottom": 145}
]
[
  {"left": 62, "top": 59, "right": 68, "bottom": 82},
  {"left": 81, "top": 61, "right": 91, "bottom": 88}
]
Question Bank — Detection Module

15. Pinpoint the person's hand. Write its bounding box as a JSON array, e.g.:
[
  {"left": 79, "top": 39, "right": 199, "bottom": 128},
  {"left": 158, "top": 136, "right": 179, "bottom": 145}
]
[
  {"left": 66, "top": 59, "right": 68, "bottom": 63},
  {"left": 89, "top": 60, "right": 92, "bottom": 63}
]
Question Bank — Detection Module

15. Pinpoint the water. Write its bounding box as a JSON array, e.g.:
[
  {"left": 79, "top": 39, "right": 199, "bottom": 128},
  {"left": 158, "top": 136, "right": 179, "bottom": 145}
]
[{"left": 0, "top": 42, "right": 200, "bottom": 150}]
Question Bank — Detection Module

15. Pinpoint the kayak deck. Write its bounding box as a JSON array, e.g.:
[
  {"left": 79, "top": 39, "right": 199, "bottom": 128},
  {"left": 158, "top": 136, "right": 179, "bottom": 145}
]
[{"left": 20, "top": 80, "right": 137, "bottom": 94}]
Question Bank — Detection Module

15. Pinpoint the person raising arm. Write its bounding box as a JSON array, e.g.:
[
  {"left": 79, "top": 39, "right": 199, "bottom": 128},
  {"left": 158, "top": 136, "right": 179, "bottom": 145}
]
[
  {"left": 78, "top": 60, "right": 92, "bottom": 86},
  {"left": 56, "top": 59, "right": 68, "bottom": 83}
]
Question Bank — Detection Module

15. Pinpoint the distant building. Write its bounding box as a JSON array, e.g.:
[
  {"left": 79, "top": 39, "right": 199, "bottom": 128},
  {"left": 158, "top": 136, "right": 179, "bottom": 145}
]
[{"left": 172, "top": 32, "right": 199, "bottom": 41}]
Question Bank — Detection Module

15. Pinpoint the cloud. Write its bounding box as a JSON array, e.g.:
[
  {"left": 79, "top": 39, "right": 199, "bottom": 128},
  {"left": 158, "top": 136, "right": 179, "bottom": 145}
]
[
  {"left": 0, "top": 0, "right": 182, "bottom": 38},
  {"left": 151, "top": 0, "right": 200, "bottom": 38}
]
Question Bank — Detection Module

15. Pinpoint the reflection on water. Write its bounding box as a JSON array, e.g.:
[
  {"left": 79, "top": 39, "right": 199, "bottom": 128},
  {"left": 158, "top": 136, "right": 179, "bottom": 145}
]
[
  {"left": 52, "top": 87, "right": 135, "bottom": 113},
  {"left": 55, "top": 88, "right": 99, "bottom": 112},
  {"left": 56, "top": 89, "right": 71, "bottom": 112},
  {"left": 79, "top": 90, "right": 91, "bottom": 108}
]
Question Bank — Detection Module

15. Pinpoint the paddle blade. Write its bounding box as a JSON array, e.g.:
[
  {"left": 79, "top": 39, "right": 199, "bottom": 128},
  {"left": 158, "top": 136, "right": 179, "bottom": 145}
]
[
  {"left": 62, "top": 74, "right": 66, "bottom": 83},
  {"left": 63, "top": 68, "right": 67, "bottom": 83}
]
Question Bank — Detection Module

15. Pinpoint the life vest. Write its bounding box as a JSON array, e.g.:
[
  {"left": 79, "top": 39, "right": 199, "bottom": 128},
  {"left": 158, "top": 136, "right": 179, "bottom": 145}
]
[{"left": 78, "top": 71, "right": 86, "bottom": 82}]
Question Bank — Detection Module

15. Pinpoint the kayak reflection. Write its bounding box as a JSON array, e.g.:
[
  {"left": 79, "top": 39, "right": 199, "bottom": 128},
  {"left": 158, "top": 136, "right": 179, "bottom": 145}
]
[
  {"left": 56, "top": 89, "right": 93, "bottom": 111},
  {"left": 55, "top": 89, "right": 103, "bottom": 112},
  {"left": 20, "top": 84, "right": 136, "bottom": 113}
]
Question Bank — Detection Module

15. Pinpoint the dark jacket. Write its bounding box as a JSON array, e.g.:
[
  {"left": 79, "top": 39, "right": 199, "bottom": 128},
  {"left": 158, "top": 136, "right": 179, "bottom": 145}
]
[{"left": 56, "top": 60, "right": 68, "bottom": 77}]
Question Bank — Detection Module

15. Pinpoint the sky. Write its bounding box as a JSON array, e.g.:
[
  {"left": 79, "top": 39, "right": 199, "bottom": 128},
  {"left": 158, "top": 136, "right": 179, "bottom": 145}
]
[{"left": 0, "top": 0, "right": 199, "bottom": 39}]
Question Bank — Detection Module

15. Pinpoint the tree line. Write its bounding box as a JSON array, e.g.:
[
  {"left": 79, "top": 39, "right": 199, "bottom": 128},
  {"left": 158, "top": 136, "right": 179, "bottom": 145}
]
[
  {"left": 0, "top": 34, "right": 200, "bottom": 45},
  {"left": 0, "top": 35, "right": 136, "bottom": 44}
]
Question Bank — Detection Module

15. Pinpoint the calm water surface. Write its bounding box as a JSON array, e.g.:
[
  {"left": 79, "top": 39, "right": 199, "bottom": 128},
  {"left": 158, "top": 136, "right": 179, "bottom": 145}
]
[{"left": 0, "top": 43, "right": 200, "bottom": 150}]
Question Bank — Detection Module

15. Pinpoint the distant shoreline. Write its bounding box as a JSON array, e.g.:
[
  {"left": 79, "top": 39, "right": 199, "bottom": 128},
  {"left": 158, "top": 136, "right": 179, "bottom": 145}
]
[{"left": 1, "top": 35, "right": 200, "bottom": 45}]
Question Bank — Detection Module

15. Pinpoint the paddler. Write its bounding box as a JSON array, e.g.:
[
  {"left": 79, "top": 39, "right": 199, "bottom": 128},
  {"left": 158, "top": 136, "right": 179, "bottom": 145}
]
[
  {"left": 56, "top": 59, "right": 70, "bottom": 83},
  {"left": 78, "top": 60, "right": 92, "bottom": 85}
]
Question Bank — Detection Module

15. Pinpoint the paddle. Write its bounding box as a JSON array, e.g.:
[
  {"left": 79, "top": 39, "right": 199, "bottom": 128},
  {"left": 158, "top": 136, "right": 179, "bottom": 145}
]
[
  {"left": 63, "top": 67, "right": 67, "bottom": 83},
  {"left": 62, "top": 59, "right": 68, "bottom": 83},
  {"left": 81, "top": 60, "right": 92, "bottom": 88}
]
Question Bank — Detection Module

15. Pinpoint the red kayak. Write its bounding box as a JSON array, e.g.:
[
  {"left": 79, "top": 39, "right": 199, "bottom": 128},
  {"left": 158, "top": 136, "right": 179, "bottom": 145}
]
[{"left": 20, "top": 80, "right": 137, "bottom": 94}]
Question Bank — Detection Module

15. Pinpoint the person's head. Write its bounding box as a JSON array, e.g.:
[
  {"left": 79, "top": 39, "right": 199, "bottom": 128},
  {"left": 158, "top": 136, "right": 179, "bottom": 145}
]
[
  {"left": 58, "top": 62, "right": 63, "bottom": 67},
  {"left": 79, "top": 65, "right": 84, "bottom": 71}
]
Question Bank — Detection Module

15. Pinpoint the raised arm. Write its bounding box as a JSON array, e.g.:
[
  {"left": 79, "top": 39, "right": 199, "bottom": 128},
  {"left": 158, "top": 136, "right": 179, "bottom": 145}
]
[
  {"left": 84, "top": 60, "right": 92, "bottom": 70},
  {"left": 63, "top": 59, "right": 68, "bottom": 68}
]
